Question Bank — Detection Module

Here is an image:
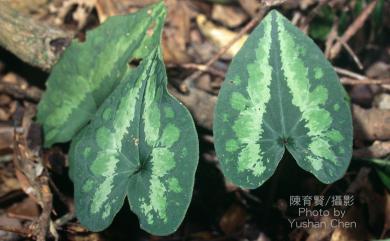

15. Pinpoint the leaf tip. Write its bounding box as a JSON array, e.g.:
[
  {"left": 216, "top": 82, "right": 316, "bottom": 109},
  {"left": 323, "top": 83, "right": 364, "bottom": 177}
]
[{"left": 149, "top": 0, "right": 167, "bottom": 18}]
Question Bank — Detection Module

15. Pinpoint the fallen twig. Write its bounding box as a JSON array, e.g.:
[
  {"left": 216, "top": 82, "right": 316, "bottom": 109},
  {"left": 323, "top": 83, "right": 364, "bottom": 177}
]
[
  {"left": 340, "top": 77, "right": 390, "bottom": 85},
  {"left": 54, "top": 212, "right": 75, "bottom": 227},
  {"left": 180, "top": 6, "right": 269, "bottom": 93},
  {"left": 329, "top": 0, "right": 378, "bottom": 59},
  {"left": 335, "top": 36, "right": 363, "bottom": 70},
  {"left": 335, "top": 67, "right": 390, "bottom": 85},
  {"left": 335, "top": 67, "right": 366, "bottom": 80},
  {"left": 0, "top": 4, "right": 72, "bottom": 71},
  {"left": 325, "top": 18, "right": 339, "bottom": 58}
]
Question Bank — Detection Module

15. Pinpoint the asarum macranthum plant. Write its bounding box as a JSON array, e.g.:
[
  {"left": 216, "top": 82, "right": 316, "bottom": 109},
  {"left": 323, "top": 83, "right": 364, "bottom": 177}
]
[
  {"left": 69, "top": 48, "right": 199, "bottom": 235},
  {"left": 37, "top": 3, "right": 199, "bottom": 235},
  {"left": 213, "top": 10, "right": 353, "bottom": 189},
  {"left": 36, "top": 2, "right": 353, "bottom": 237}
]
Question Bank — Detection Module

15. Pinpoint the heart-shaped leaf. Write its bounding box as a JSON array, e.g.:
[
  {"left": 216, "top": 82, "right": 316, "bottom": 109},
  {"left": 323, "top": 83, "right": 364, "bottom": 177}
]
[
  {"left": 37, "top": 2, "right": 166, "bottom": 147},
  {"left": 69, "top": 48, "right": 199, "bottom": 235},
  {"left": 213, "top": 10, "right": 352, "bottom": 189}
]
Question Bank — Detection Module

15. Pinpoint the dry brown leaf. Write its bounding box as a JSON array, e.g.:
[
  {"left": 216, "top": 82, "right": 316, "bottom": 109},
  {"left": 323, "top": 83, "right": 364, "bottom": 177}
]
[
  {"left": 0, "top": 164, "right": 20, "bottom": 197},
  {"left": 219, "top": 203, "right": 247, "bottom": 234},
  {"left": 196, "top": 14, "right": 248, "bottom": 59},
  {"left": 0, "top": 214, "right": 23, "bottom": 240},
  {"left": 162, "top": 0, "right": 192, "bottom": 64},
  {"left": 212, "top": 4, "right": 248, "bottom": 28},
  {"left": 7, "top": 197, "right": 40, "bottom": 219},
  {"left": 330, "top": 206, "right": 370, "bottom": 241},
  {"left": 366, "top": 62, "right": 390, "bottom": 79}
]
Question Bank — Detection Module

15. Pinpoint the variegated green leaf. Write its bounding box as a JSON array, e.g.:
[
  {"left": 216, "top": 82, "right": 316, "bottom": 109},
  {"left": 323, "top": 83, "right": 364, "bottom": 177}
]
[
  {"left": 213, "top": 10, "right": 352, "bottom": 189},
  {"left": 37, "top": 2, "right": 166, "bottom": 147},
  {"left": 69, "top": 48, "right": 199, "bottom": 235}
]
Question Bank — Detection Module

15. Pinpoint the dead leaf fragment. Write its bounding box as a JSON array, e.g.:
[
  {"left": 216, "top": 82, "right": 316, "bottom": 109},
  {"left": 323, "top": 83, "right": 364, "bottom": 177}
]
[
  {"left": 162, "top": 0, "right": 192, "bottom": 64},
  {"left": 212, "top": 4, "right": 248, "bottom": 28},
  {"left": 7, "top": 197, "right": 40, "bottom": 219},
  {"left": 238, "top": 0, "right": 262, "bottom": 17},
  {"left": 366, "top": 62, "right": 390, "bottom": 79},
  {"left": 53, "top": 0, "right": 96, "bottom": 29},
  {"left": 219, "top": 204, "right": 247, "bottom": 234},
  {"left": 374, "top": 93, "right": 390, "bottom": 110},
  {"left": 353, "top": 105, "right": 390, "bottom": 141},
  {"left": 197, "top": 14, "right": 248, "bottom": 58},
  {"left": 330, "top": 207, "right": 369, "bottom": 241},
  {"left": 0, "top": 126, "right": 13, "bottom": 151}
]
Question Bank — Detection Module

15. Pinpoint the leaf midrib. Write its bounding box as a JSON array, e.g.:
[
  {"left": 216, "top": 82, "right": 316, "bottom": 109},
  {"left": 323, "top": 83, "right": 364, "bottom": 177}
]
[
  {"left": 270, "top": 13, "right": 287, "bottom": 139},
  {"left": 135, "top": 51, "right": 159, "bottom": 171}
]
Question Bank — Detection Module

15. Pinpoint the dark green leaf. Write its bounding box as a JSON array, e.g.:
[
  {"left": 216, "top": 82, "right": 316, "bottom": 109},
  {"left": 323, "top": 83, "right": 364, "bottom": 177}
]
[
  {"left": 37, "top": 2, "right": 166, "bottom": 147},
  {"left": 372, "top": 0, "right": 385, "bottom": 33},
  {"left": 377, "top": 169, "right": 390, "bottom": 191},
  {"left": 366, "top": 158, "right": 390, "bottom": 190},
  {"left": 69, "top": 48, "right": 199, "bottom": 235},
  {"left": 213, "top": 10, "right": 353, "bottom": 189}
]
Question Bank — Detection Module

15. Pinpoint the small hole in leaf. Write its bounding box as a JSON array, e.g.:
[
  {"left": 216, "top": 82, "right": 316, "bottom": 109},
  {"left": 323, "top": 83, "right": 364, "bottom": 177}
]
[{"left": 128, "top": 58, "right": 142, "bottom": 68}]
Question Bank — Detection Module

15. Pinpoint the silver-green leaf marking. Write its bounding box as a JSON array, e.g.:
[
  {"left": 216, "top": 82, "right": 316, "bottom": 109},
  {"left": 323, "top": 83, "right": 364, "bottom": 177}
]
[{"left": 213, "top": 10, "right": 352, "bottom": 188}]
